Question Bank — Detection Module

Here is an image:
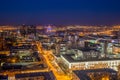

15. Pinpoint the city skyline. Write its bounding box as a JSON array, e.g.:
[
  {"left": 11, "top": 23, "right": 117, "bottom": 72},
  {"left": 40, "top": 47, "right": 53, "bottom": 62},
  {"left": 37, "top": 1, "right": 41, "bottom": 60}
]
[{"left": 0, "top": 0, "right": 120, "bottom": 26}]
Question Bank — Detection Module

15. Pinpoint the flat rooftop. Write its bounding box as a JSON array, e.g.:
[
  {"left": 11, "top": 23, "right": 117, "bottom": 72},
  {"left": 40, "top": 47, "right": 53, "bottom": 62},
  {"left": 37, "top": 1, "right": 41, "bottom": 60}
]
[
  {"left": 73, "top": 68, "right": 117, "bottom": 73},
  {"left": 0, "top": 71, "right": 56, "bottom": 80},
  {"left": 61, "top": 54, "right": 120, "bottom": 63},
  {"left": 15, "top": 71, "right": 56, "bottom": 80},
  {"left": 73, "top": 68, "right": 117, "bottom": 80},
  {"left": 0, "top": 44, "right": 47, "bottom": 71}
]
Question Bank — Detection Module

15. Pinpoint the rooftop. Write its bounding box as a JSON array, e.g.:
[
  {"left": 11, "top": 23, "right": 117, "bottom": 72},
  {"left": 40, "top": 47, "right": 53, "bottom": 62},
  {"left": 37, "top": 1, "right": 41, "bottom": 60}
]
[
  {"left": 61, "top": 54, "right": 120, "bottom": 63},
  {"left": 73, "top": 68, "right": 117, "bottom": 73},
  {"left": 73, "top": 68, "right": 117, "bottom": 80},
  {"left": 15, "top": 71, "right": 56, "bottom": 80}
]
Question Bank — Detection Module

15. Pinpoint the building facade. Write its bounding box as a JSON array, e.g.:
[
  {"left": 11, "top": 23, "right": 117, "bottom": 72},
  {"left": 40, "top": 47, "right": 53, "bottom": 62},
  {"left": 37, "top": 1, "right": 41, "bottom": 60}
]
[{"left": 61, "top": 54, "right": 120, "bottom": 71}]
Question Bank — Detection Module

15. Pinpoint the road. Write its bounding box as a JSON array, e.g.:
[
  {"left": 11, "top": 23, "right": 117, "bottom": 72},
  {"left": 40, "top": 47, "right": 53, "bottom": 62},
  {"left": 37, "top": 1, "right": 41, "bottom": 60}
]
[{"left": 36, "top": 41, "right": 72, "bottom": 80}]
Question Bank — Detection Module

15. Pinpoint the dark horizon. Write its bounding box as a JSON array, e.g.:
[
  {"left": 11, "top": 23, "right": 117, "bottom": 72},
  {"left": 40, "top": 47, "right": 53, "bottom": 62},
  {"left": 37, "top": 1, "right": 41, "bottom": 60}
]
[{"left": 0, "top": 0, "right": 120, "bottom": 26}]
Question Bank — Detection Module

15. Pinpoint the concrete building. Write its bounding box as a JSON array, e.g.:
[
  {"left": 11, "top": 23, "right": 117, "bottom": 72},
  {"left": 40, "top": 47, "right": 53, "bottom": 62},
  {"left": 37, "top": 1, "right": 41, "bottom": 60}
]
[
  {"left": 54, "top": 41, "right": 67, "bottom": 55},
  {"left": 15, "top": 71, "right": 56, "bottom": 80},
  {"left": 61, "top": 53, "right": 120, "bottom": 71},
  {"left": 72, "top": 68, "right": 117, "bottom": 80},
  {"left": 0, "top": 71, "right": 56, "bottom": 80}
]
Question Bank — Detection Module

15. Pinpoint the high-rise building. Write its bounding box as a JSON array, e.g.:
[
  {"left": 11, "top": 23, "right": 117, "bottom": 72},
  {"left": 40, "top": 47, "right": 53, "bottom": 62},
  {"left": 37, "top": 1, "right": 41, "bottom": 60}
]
[{"left": 20, "top": 25, "right": 36, "bottom": 37}]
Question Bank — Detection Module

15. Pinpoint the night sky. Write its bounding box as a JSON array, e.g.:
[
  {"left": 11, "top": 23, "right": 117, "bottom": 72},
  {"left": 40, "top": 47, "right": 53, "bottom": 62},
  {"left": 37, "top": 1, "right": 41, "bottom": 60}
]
[{"left": 0, "top": 0, "right": 120, "bottom": 26}]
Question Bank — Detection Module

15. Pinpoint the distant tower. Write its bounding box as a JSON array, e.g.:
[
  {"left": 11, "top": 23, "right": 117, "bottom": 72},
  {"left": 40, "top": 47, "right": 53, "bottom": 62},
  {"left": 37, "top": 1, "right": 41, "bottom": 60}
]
[
  {"left": 20, "top": 25, "right": 27, "bottom": 37},
  {"left": 27, "top": 25, "right": 36, "bottom": 36},
  {"left": 104, "top": 40, "right": 108, "bottom": 58},
  {"left": 100, "top": 40, "right": 108, "bottom": 58},
  {"left": 45, "top": 25, "right": 56, "bottom": 36},
  {"left": 46, "top": 25, "right": 52, "bottom": 33}
]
